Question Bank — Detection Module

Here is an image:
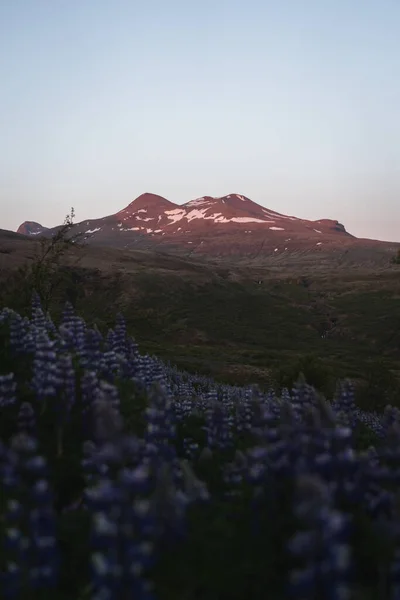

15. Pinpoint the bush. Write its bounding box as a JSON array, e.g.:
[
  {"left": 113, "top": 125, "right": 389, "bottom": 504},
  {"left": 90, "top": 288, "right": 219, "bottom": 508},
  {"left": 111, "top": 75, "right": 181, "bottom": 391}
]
[
  {"left": 274, "top": 354, "right": 334, "bottom": 396},
  {"left": 391, "top": 249, "right": 400, "bottom": 264},
  {"left": 356, "top": 358, "right": 400, "bottom": 412},
  {"left": 2, "top": 208, "right": 85, "bottom": 315}
]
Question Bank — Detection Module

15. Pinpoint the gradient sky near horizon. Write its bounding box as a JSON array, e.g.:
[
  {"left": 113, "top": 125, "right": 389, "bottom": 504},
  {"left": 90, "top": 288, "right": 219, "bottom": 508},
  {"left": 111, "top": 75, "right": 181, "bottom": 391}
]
[{"left": 1, "top": 1, "right": 399, "bottom": 242}]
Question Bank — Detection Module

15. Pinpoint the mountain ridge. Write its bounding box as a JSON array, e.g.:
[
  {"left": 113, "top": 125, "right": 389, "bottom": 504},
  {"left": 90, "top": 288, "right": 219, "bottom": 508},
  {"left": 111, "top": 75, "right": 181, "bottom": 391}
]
[{"left": 15, "top": 192, "right": 391, "bottom": 260}]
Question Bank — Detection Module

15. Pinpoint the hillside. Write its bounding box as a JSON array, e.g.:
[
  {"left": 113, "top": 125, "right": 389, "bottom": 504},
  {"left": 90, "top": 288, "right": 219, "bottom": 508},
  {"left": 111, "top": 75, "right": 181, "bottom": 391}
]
[{"left": 1, "top": 229, "right": 400, "bottom": 402}]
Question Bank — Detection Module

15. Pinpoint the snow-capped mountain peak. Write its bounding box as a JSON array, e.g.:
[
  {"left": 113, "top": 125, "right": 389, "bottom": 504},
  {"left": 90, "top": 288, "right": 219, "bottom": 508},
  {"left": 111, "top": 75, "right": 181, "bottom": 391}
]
[{"left": 16, "top": 192, "right": 353, "bottom": 257}]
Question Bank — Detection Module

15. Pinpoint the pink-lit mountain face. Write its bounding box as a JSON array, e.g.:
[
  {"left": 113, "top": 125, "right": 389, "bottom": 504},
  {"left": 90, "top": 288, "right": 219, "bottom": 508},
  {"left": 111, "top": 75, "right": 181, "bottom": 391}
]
[
  {"left": 17, "top": 221, "right": 50, "bottom": 236},
  {"left": 15, "top": 192, "right": 361, "bottom": 258},
  {"left": 114, "top": 193, "right": 349, "bottom": 236}
]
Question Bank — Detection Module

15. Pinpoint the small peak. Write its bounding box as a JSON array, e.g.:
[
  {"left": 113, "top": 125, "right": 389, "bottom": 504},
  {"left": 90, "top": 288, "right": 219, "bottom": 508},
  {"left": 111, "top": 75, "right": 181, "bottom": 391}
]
[
  {"left": 135, "top": 192, "right": 170, "bottom": 203},
  {"left": 224, "top": 193, "right": 248, "bottom": 202},
  {"left": 16, "top": 221, "right": 47, "bottom": 236},
  {"left": 117, "top": 193, "right": 178, "bottom": 215}
]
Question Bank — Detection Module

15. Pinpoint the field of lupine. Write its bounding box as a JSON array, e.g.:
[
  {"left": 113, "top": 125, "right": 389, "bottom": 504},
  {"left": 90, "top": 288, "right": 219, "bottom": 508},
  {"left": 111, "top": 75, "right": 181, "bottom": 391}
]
[{"left": 1, "top": 293, "right": 400, "bottom": 599}]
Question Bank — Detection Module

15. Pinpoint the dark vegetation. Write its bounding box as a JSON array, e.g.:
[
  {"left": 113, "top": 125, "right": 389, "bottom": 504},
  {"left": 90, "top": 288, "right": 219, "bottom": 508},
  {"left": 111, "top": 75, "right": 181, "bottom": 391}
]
[
  {"left": 392, "top": 248, "right": 400, "bottom": 264},
  {"left": 0, "top": 216, "right": 400, "bottom": 598}
]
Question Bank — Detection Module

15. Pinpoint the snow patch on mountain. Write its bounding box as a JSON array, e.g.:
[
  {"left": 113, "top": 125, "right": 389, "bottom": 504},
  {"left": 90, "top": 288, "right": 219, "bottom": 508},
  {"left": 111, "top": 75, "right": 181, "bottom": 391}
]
[
  {"left": 165, "top": 209, "right": 186, "bottom": 224},
  {"left": 229, "top": 217, "right": 270, "bottom": 224}
]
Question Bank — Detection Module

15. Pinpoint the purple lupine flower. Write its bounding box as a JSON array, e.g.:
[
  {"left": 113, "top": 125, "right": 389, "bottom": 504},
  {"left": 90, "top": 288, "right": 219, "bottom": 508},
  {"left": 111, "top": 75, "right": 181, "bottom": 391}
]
[
  {"left": 381, "top": 406, "right": 400, "bottom": 440},
  {"left": 28, "top": 478, "right": 59, "bottom": 589},
  {"left": 86, "top": 458, "right": 159, "bottom": 600},
  {"left": 81, "top": 370, "right": 100, "bottom": 412},
  {"left": 0, "top": 373, "right": 16, "bottom": 407},
  {"left": 180, "top": 459, "right": 209, "bottom": 503},
  {"left": 223, "top": 449, "right": 247, "bottom": 498},
  {"left": 30, "top": 332, "right": 58, "bottom": 402},
  {"left": 81, "top": 440, "right": 99, "bottom": 486},
  {"left": 98, "top": 350, "right": 121, "bottom": 381},
  {"left": 2, "top": 435, "right": 38, "bottom": 597},
  {"left": 8, "top": 314, "right": 27, "bottom": 355},
  {"left": 112, "top": 313, "right": 128, "bottom": 357},
  {"left": 205, "top": 400, "right": 232, "bottom": 450},
  {"left": 9, "top": 434, "right": 59, "bottom": 591},
  {"left": 29, "top": 292, "right": 47, "bottom": 332},
  {"left": 203, "top": 395, "right": 218, "bottom": 448},
  {"left": 245, "top": 445, "right": 269, "bottom": 488},
  {"left": 141, "top": 357, "right": 165, "bottom": 389},
  {"left": 31, "top": 291, "right": 42, "bottom": 313},
  {"left": 1, "top": 446, "right": 26, "bottom": 600},
  {"left": 45, "top": 312, "right": 57, "bottom": 335},
  {"left": 72, "top": 316, "right": 87, "bottom": 353},
  {"left": 53, "top": 352, "right": 76, "bottom": 420},
  {"left": 291, "top": 377, "right": 316, "bottom": 417},
  {"left": 360, "top": 448, "right": 394, "bottom": 519},
  {"left": 80, "top": 370, "right": 101, "bottom": 437},
  {"left": 80, "top": 327, "right": 103, "bottom": 370},
  {"left": 334, "top": 380, "right": 357, "bottom": 428},
  {"left": 91, "top": 398, "right": 123, "bottom": 445},
  {"left": 0, "top": 306, "right": 13, "bottom": 324},
  {"left": 326, "top": 427, "right": 362, "bottom": 504},
  {"left": 87, "top": 478, "right": 122, "bottom": 599},
  {"left": 98, "top": 380, "right": 120, "bottom": 412},
  {"left": 23, "top": 331, "right": 36, "bottom": 355},
  {"left": 288, "top": 475, "right": 352, "bottom": 600},
  {"left": 60, "top": 315, "right": 86, "bottom": 353},
  {"left": 105, "top": 329, "right": 115, "bottom": 351},
  {"left": 82, "top": 443, "right": 117, "bottom": 503},
  {"left": 31, "top": 306, "right": 47, "bottom": 331},
  {"left": 17, "top": 403, "right": 36, "bottom": 435},
  {"left": 357, "top": 409, "right": 384, "bottom": 438},
  {"left": 182, "top": 437, "right": 199, "bottom": 460},
  {"left": 2, "top": 502, "right": 26, "bottom": 599},
  {"left": 61, "top": 301, "right": 75, "bottom": 325},
  {"left": 149, "top": 461, "right": 188, "bottom": 541},
  {"left": 145, "top": 384, "right": 176, "bottom": 458},
  {"left": 59, "top": 309, "right": 87, "bottom": 355},
  {"left": 235, "top": 391, "right": 253, "bottom": 434},
  {"left": 58, "top": 323, "right": 75, "bottom": 352}
]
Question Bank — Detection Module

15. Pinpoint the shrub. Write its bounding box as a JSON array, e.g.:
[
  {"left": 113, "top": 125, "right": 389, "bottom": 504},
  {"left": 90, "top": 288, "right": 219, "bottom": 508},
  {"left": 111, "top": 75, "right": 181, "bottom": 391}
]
[
  {"left": 274, "top": 353, "right": 334, "bottom": 396},
  {"left": 391, "top": 249, "right": 400, "bottom": 264},
  {"left": 2, "top": 208, "right": 85, "bottom": 314},
  {"left": 356, "top": 358, "right": 400, "bottom": 412}
]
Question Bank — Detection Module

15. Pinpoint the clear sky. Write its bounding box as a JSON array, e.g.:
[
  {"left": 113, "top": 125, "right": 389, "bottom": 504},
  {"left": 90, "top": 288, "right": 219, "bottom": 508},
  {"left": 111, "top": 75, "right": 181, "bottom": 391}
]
[{"left": 1, "top": 1, "right": 399, "bottom": 241}]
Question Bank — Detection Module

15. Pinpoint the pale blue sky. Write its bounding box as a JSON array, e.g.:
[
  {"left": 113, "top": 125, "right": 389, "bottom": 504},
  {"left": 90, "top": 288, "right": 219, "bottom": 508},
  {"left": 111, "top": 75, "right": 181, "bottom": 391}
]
[{"left": 1, "top": 1, "right": 399, "bottom": 241}]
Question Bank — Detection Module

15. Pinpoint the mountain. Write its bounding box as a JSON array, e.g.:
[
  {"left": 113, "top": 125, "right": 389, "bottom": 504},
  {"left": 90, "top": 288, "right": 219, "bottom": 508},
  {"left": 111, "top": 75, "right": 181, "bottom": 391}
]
[
  {"left": 15, "top": 192, "right": 393, "bottom": 260},
  {"left": 17, "top": 221, "right": 50, "bottom": 236},
  {"left": 114, "top": 192, "right": 350, "bottom": 236}
]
